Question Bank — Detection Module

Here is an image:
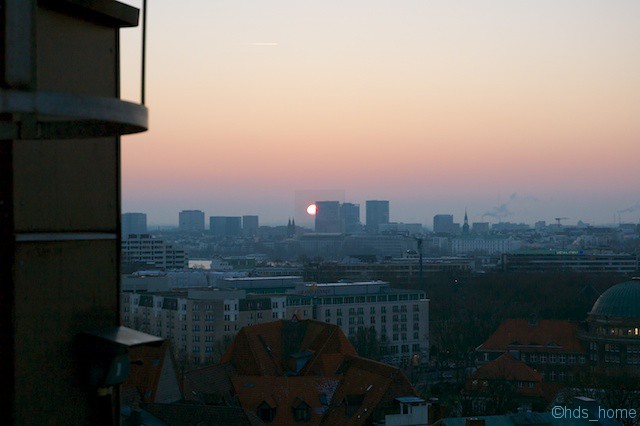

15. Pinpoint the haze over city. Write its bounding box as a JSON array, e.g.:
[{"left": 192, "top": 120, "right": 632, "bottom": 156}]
[{"left": 119, "top": 0, "right": 640, "bottom": 226}]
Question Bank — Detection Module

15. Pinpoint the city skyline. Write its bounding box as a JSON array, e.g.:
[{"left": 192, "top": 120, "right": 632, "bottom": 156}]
[
  {"left": 119, "top": 0, "right": 640, "bottom": 226},
  {"left": 123, "top": 193, "right": 640, "bottom": 228}
]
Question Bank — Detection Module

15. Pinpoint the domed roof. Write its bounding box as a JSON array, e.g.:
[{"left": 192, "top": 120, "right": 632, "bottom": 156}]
[{"left": 590, "top": 279, "right": 640, "bottom": 318}]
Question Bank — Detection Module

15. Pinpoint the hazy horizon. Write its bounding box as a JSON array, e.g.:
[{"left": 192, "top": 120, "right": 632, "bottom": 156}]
[
  {"left": 128, "top": 193, "right": 640, "bottom": 229},
  {"left": 118, "top": 1, "right": 640, "bottom": 227}
]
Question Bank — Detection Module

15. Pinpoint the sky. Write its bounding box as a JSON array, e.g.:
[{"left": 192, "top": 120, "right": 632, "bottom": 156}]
[{"left": 119, "top": 1, "right": 640, "bottom": 227}]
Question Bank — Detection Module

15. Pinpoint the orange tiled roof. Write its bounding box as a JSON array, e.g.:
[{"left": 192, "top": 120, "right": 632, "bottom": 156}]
[
  {"left": 232, "top": 375, "right": 338, "bottom": 426},
  {"left": 221, "top": 319, "right": 356, "bottom": 376},
  {"left": 467, "top": 353, "right": 546, "bottom": 399},
  {"left": 470, "top": 353, "right": 543, "bottom": 383},
  {"left": 184, "top": 363, "right": 236, "bottom": 403},
  {"left": 218, "top": 319, "right": 417, "bottom": 426},
  {"left": 477, "top": 319, "right": 586, "bottom": 353},
  {"left": 320, "top": 355, "right": 416, "bottom": 426}
]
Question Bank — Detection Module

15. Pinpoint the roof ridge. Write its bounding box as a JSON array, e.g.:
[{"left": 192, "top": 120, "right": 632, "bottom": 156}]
[{"left": 301, "top": 323, "right": 340, "bottom": 375}]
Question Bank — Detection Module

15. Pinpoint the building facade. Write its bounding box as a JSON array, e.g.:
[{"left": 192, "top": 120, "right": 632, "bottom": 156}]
[
  {"left": 579, "top": 278, "right": 640, "bottom": 376},
  {"left": 315, "top": 200, "right": 343, "bottom": 233},
  {"left": 122, "top": 212, "right": 148, "bottom": 237},
  {"left": 121, "top": 280, "right": 429, "bottom": 367},
  {"left": 122, "top": 234, "right": 188, "bottom": 269},
  {"left": 501, "top": 251, "right": 639, "bottom": 273},
  {"left": 286, "top": 281, "right": 429, "bottom": 366},
  {"left": 451, "top": 235, "right": 520, "bottom": 255},
  {"left": 476, "top": 318, "right": 587, "bottom": 383},
  {"left": 179, "top": 210, "right": 205, "bottom": 231},
  {"left": 341, "top": 202, "right": 361, "bottom": 233},
  {"left": 472, "top": 222, "right": 490, "bottom": 234},
  {"left": 366, "top": 200, "right": 390, "bottom": 233},
  {"left": 242, "top": 215, "right": 259, "bottom": 236},
  {"left": 379, "top": 222, "right": 424, "bottom": 236},
  {"left": 313, "top": 257, "right": 473, "bottom": 282},
  {"left": 433, "top": 214, "right": 459, "bottom": 235},
  {"left": 209, "top": 216, "right": 242, "bottom": 238}
]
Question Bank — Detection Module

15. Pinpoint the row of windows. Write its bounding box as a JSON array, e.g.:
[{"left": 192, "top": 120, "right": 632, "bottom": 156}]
[
  {"left": 191, "top": 304, "right": 215, "bottom": 311},
  {"left": 597, "top": 327, "right": 640, "bottom": 337},
  {"left": 383, "top": 344, "right": 421, "bottom": 354},
  {"left": 522, "top": 353, "right": 585, "bottom": 365},
  {"left": 126, "top": 299, "right": 423, "bottom": 317},
  {"left": 288, "top": 294, "right": 424, "bottom": 306},
  {"left": 191, "top": 346, "right": 218, "bottom": 353},
  {"left": 596, "top": 343, "right": 640, "bottom": 354},
  {"left": 472, "top": 379, "right": 536, "bottom": 389},
  {"left": 324, "top": 308, "right": 419, "bottom": 320}
]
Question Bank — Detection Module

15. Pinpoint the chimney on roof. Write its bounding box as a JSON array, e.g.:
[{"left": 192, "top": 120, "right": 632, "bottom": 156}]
[
  {"left": 528, "top": 314, "right": 538, "bottom": 326},
  {"left": 466, "top": 418, "right": 486, "bottom": 426}
]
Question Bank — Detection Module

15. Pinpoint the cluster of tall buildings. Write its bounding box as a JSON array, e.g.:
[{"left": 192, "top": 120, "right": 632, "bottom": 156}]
[
  {"left": 313, "top": 199, "right": 390, "bottom": 233},
  {"left": 122, "top": 211, "right": 260, "bottom": 237},
  {"left": 209, "top": 215, "right": 259, "bottom": 237}
]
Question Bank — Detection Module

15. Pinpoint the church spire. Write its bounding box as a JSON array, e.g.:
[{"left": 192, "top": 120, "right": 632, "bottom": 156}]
[{"left": 462, "top": 209, "right": 470, "bottom": 234}]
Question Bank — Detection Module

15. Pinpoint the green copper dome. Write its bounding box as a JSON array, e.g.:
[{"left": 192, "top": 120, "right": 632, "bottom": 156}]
[{"left": 590, "top": 279, "right": 640, "bottom": 319}]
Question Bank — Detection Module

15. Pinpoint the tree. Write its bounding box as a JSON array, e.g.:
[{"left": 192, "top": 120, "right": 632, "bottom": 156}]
[{"left": 351, "top": 326, "right": 386, "bottom": 360}]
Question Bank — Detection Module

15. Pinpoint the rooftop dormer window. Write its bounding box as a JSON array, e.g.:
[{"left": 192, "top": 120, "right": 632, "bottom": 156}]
[
  {"left": 292, "top": 400, "right": 311, "bottom": 422},
  {"left": 257, "top": 401, "right": 276, "bottom": 422}
]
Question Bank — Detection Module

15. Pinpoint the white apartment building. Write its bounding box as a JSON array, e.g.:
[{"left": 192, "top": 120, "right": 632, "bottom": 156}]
[
  {"left": 121, "top": 233, "right": 188, "bottom": 269},
  {"left": 450, "top": 235, "right": 521, "bottom": 255},
  {"left": 121, "top": 288, "right": 246, "bottom": 367},
  {"left": 121, "top": 280, "right": 429, "bottom": 368},
  {"left": 285, "top": 281, "right": 429, "bottom": 366}
]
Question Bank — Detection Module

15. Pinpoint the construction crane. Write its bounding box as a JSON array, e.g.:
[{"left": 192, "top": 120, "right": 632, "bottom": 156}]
[{"left": 555, "top": 217, "right": 569, "bottom": 226}]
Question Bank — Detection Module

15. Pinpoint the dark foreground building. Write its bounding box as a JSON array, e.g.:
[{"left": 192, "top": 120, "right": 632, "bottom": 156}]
[{"left": 1, "top": 1, "right": 149, "bottom": 423}]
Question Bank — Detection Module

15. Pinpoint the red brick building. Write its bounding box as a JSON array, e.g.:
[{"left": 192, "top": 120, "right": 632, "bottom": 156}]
[{"left": 476, "top": 318, "right": 587, "bottom": 383}]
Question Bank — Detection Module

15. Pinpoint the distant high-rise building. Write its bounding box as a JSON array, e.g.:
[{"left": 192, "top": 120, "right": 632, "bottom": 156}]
[
  {"left": 315, "top": 201, "right": 343, "bottom": 233},
  {"left": 341, "top": 202, "right": 361, "bottom": 233},
  {"left": 210, "top": 216, "right": 242, "bottom": 238},
  {"left": 433, "top": 214, "right": 460, "bottom": 234},
  {"left": 242, "top": 215, "right": 259, "bottom": 236},
  {"left": 122, "top": 212, "right": 148, "bottom": 238},
  {"left": 366, "top": 200, "right": 389, "bottom": 232},
  {"left": 122, "top": 234, "right": 188, "bottom": 269},
  {"left": 179, "top": 210, "right": 205, "bottom": 231}
]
